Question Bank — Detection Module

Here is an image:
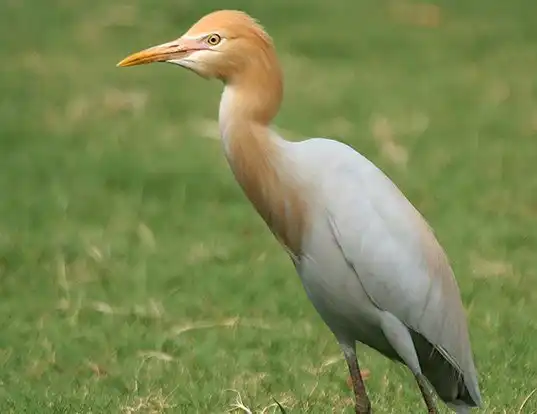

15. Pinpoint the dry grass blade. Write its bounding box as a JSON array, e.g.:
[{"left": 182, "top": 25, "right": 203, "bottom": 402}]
[
  {"left": 226, "top": 390, "right": 290, "bottom": 414},
  {"left": 121, "top": 389, "right": 176, "bottom": 414},
  {"left": 518, "top": 389, "right": 537, "bottom": 413},
  {"left": 227, "top": 389, "right": 253, "bottom": 414},
  {"left": 172, "top": 318, "right": 239, "bottom": 336},
  {"left": 137, "top": 350, "right": 174, "bottom": 362},
  {"left": 171, "top": 317, "right": 272, "bottom": 336}
]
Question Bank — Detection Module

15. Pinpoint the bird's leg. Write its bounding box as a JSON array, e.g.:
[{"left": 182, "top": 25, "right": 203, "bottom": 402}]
[
  {"left": 415, "top": 374, "right": 438, "bottom": 414},
  {"left": 342, "top": 344, "right": 372, "bottom": 414},
  {"left": 346, "top": 369, "right": 370, "bottom": 388}
]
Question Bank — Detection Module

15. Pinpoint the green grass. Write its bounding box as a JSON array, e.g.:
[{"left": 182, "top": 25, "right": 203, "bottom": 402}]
[{"left": 1, "top": 0, "right": 536, "bottom": 412}]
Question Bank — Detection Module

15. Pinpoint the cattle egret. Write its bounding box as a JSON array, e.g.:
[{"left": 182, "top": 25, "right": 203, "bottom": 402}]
[{"left": 117, "top": 10, "right": 482, "bottom": 413}]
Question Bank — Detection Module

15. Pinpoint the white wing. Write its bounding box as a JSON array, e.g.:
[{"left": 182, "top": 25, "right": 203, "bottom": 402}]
[{"left": 294, "top": 138, "right": 481, "bottom": 404}]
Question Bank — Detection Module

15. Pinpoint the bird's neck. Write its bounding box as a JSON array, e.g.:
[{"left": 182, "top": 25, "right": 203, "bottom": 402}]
[
  {"left": 218, "top": 68, "right": 308, "bottom": 258},
  {"left": 218, "top": 57, "right": 282, "bottom": 144}
]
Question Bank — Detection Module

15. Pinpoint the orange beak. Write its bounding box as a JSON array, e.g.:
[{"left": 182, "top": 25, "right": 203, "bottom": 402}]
[{"left": 116, "top": 38, "right": 205, "bottom": 67}]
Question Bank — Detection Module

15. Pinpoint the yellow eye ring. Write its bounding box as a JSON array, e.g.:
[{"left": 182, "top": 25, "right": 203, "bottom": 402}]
[{"left": 206, "top": 34, "right": 222, "bottom": 46}]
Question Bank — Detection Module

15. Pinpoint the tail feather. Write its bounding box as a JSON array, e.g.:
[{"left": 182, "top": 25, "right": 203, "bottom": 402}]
[
  {"left": 446, "top": 402, "right": 471, "bottom": 414},
  {"left": 411, "top": 331, "right": 481, "bottom": 408}
]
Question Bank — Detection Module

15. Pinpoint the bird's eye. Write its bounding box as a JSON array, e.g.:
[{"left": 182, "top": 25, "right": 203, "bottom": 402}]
[{"left": 206, "top": 34, "right": 222, "bottom": 46}]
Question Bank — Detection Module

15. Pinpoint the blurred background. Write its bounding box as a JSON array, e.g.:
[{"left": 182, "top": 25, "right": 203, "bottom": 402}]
[{"left": 1, "top": 0, "right": 536, "bottom": 412}]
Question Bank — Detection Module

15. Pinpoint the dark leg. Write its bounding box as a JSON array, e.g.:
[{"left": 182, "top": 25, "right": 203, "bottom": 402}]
[
  {"left": 415, "top": 374, "right": 438, "bottom": 414},
  {"left": 346, "top": 369, "right": 370, "bottom": 389},
  {"left": 341, "top": 343, "right": 371, "bottom": 414}
]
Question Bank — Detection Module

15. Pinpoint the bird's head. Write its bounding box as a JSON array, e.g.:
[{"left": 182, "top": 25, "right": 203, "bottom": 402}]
[{"left": 117, "top": 10, "right": 278, "bottom": 84}]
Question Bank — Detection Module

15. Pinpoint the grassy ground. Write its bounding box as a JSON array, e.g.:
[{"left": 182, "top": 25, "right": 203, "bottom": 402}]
[{"left": 1, "top": 0, "right": 536, "bottom": 412}]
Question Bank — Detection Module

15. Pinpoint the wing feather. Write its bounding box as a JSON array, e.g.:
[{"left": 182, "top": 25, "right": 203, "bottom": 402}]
[{"left": 314, "top": 143, "right": 480, "bottom": 404}]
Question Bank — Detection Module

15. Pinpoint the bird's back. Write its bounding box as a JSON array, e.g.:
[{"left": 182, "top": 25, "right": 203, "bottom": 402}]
[{"left": 287, "top": 137, "right": 481, "bottom": 408}]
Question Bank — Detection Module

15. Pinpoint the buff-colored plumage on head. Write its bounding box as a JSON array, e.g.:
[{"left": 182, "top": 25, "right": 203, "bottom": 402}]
[
  {"left": 118, "top": 10, "right": 282, "bottom": 123},
  {"left": 182, "top": 10, "right": 279, "bottom": 83},
  {"left": 184, "top": 10, "right": 271, "bottom": 43}
]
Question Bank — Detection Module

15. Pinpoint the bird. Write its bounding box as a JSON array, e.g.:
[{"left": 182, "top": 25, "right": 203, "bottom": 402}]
[{"left": 117, "top": 10, "right": 482, "bottom": 414}]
